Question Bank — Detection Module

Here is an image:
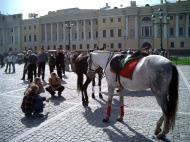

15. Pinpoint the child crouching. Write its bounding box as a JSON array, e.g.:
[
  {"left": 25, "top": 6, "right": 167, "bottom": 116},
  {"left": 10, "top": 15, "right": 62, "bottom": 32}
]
[{"left": 21, "top": 84, "right": 47, "bottom": 117}]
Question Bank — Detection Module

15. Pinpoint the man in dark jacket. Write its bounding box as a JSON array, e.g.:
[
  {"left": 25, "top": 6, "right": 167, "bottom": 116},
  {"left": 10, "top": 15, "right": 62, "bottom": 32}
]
[
  {"left": 55, "top": 48, "right": 65, "bottom": 79},
  {"left": 27, "top": 50, "right": 38, "bottom": 82},
  {"left": 37, "top": 47, "right": 48, "bottom": 81}
]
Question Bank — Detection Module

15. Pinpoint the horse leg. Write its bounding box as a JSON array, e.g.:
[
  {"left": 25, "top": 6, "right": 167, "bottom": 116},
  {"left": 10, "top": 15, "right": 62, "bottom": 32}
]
[
  {"left": 98, "top": 73, "right": 103, "bottom": 99},
  {"left": 156, "top": 115, "right": 170, "bottom": 139},
  {"left": 117, "top": 88, "right": 124, "bottom": 122},
  {"left": 83, "top": 77, "right": 92, "bottom": 106},
  {"left": 92, "top": 77, "right": 95, "bottom": 99},
  {"left": 154, "top": 115, "right": 164, "bottom": 135},
  {"left": 81, "top": 90, "right": 86, "bottom": 106},
  {"left": 103, "top": 86, "right": 114, "bottom": 123}
]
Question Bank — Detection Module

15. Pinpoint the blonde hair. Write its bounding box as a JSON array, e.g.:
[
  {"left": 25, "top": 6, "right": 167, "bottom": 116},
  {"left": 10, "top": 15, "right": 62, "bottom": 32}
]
[{"left": 25, "top": 84, "right": 39, "bottom": 96}]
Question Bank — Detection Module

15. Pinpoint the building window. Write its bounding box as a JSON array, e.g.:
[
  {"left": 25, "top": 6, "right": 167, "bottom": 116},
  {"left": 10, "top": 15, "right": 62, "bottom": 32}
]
[
  {"left": 170, "top": 16, "right": 173, "bottom": 20},
  {"left": 170, "top": 42, "right": 174, "bottom": 48},
  {"left": 24, "top": 36, "right": 26, "bottom": 42},
  {"left": 47, "top": 45, "right": 50, "bottom": 50},
  {"left": 103, "top": 43, "right": 106, "bottom": 49},
  {"left": 188, "top": 27, "right": 190, "bottom": 36},
  {"left": 75, "top": 33, "right": 77, "bottom": 39},
  {"left": 89, "top": 32, "right": 91, "bottom": 39},
  {"left": 118, "top": 29, "right": 122, "bottom": 37},
  {"left": 180, "top": 41, "right": 184, "bottom": 48},
  {"left": 179, "top": 27, "right": 184, "bottom": 36},
  {"left": 87, "top": 44, "right": 90, "bottom": 49},
  {"left": 34, "top": 46, "right": 37, "bottom": 51},
  {"left": 179, "top": 15, "right": 183, "bottom": 20},
  {"left": 110, "top": 43, "right": 114, "bottom": 49},
  {"left": 169, "top": 28, "right": 174, "bottom": 36},
  {"left": 82, "top": 32, "right": 84, "bottom": 39},
  {"left": 34, "top": 25, "right": 36, "bottom": 29},
  {"left": 34, "top": 35, "right": 37, "bottom": 42},
  {"left": 141, "top": 26, "right": 152, "bottom": 37},
  {"left": 118, "top": 17, "right": 121, "bottom": 22},
  {"left": 95, "top": 20, "right": 98, "bottom": 25},
  {"left": 96, "top": 31, "right": 98, "bottom": 38},
  {"left": 103, "top": 30, "right": 106, "bottom": 38},
  {"left": 29, "top": 26, "right": 31, "bottom": 30},
  {"left": 72, "top": 45, "right": 76, "bottom": 50},
  {"left": 24, "top": 27, "right": 26, "bottom": 30},
  {"left": 80, "top": 44, "right": 82, "bottom": 49},
  {"left": 102, "top": 18, "right": 106, "bottom": 23},
  {"left": 110, "top": 29, "right": 114, "bottom": 37},
  {"left": 29, "top": 35, "right": 31, "bottom": 42},
  {"left": 118, "top": 43, "right": 122, "bottom": 49},
  {"left": 94, "top": 44, "right": 97, "bottom": 49},
  {"left": 110, "top": 18, "right": 113, "bottom": 23},
  {"left": 53, "top": 45, "right": 56, "bottom": 50}
]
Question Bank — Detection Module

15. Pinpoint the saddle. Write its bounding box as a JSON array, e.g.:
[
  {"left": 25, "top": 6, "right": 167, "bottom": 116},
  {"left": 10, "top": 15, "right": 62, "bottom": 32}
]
[{"left": 110, "top": 52, "right": 146, "bottom": 80}]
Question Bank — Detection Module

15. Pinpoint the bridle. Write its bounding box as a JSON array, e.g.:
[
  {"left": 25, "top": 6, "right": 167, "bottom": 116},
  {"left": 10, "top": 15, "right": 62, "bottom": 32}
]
[{"left": 88, "top": 51, "right": 114, "bottom": 78}]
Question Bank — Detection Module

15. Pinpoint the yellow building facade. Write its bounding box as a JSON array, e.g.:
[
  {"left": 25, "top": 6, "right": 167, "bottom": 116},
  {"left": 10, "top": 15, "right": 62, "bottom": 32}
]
[{"left": 0, "top": 1, "right": 190, "bottom": 55}]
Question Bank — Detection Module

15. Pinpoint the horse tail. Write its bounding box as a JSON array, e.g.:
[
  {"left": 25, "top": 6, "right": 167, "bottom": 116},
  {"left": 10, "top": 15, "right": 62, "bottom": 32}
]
[
  {"left": 166, "top": 64, "right": 179, "bottom": 129},
  {"left": 77, "top": 72, "right": 83, "bottom": 92}
]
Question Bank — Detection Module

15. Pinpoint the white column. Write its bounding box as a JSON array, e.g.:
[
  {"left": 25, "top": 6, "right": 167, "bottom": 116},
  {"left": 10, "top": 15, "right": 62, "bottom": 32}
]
[
  {"left": 83, "top": 19, "right": 86, "bottom": 40},
  {"left": 51, "top": 23, "right": 53, "bottom": 42},
  {"left": 125, "top": 16, "right": 129, "bottom": 37},
  {"left": 45, "top": 24, "right": 47, "bottom": 42},
  {"left": 90, "top": 19, "right": 93, "bottom": 40},
  {"left": 76, "top": 20, "right": 79, "bottom": 41},
  {"left": 176, "top": 14, "right": 179, "bottom": 37},
  {"left": 135, "top": 16, "right": 138, "bottom": 39},
  {"left": 164, "top": 16, "right": 167, "bottom": 38},
  {"left": 186, "top": 14, "right": 189, "bottom": 37},
  {"left": 12, "top": 27, "right": 15, "bottom": 45},
  {"left": 63, "top": 23, "right": 66, "bottom": 41},
  {"left": 18, "top": 26, "right": 20, "bottom": 44},
  {"left": 57, "top": 23, "right": 59, "bottom": 42},
  {"left": 70, "top": 28, "right": 72, "bottom": 41}
]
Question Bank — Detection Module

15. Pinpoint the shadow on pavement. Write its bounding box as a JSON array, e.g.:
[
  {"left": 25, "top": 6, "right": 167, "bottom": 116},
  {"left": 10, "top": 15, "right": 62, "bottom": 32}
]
[
  {"left": 20, "top": 112, "right": 49, "bottom": 128},
  {"left": 49, "top": 96, "right": 66, "bottom": 106},
  {"left": 82, "top": 106, "right": 155, "bottom": 142}
]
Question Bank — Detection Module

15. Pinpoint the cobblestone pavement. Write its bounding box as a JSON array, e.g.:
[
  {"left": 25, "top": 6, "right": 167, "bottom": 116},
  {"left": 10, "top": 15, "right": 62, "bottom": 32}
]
[{"left": 0, "top": 64, "right": 190, "bottom": 142}]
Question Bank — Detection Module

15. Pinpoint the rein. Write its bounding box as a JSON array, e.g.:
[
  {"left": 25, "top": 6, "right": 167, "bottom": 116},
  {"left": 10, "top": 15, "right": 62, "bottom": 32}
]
[{"left": 102, "top": 52, "right": 114, "bottom": 78}]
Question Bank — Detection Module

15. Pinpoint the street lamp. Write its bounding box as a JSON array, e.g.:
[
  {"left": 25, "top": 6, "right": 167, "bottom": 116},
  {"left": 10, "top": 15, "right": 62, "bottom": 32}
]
[
  {"left": 152, "top": 8, "right": 170, "bottom": 53},
  {"left": 65, "top": 22, "right": 74, "bottom": 51}
]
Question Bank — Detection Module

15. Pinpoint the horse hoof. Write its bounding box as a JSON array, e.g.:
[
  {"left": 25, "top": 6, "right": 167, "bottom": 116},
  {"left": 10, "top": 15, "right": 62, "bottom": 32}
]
[
  {"left": 99, "top": 94, "right": 103, "bottom": 99},
  {"left": 156, "top": 133, "right": 166, "bottom": 140},
  {"left": 102, "top": 118, "right": 109, "bottom": 123},
  {"left": 116, "top": 117, "right": 123, "bottom": 122},
  {"left": 82, "top": 102, "right": 86, "bottom": 106},
  {"left": 154, "top": 128, "right": 162, "bottom": 135}
]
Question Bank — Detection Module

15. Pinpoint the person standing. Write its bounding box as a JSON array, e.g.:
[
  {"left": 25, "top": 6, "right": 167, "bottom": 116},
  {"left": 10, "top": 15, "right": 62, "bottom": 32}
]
[
  {"left": 21, "top": 52, "right": 29, "bottom": 80},
  {"left": 4, "top": 53, "right": 12, "bottom": 73},
  {"left": 27, "top": 50, "right": 38, "bottom": 83},
  {"left": 11, "top": 53, "right": 17, "bottom": 73},
  {"left": 37, "top": 47, "right": 48, "bottom": 81},
  {"left": 48, "top": 53, "right": 56, "bottom": 74},
  {"left": 55, "top": 48, "right": 65, "bottom": 79}
]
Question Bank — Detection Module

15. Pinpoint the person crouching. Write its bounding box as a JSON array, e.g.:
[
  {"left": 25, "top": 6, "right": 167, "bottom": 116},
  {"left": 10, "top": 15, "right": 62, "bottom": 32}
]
[
  {"left": 45, "top": 72, "right": 65, "bottom": 97},
  {"left": 21, "top": 84, "right": 46, "bottom": 117}
]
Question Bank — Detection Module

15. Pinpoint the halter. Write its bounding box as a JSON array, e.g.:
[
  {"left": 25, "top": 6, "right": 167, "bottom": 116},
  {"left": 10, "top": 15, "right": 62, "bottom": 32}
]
[{"left": 88, "top": 51, "right": 114, "bottom": 78}]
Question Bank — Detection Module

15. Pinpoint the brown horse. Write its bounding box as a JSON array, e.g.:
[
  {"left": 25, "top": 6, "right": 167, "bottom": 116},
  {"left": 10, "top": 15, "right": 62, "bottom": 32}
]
[{"left": 71, "top": 51, "right": 103, "bottom": 106}]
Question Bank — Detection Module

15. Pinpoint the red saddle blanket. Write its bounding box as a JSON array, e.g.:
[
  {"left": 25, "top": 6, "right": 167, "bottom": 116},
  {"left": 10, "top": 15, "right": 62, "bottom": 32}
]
[{"left": 111, "top": 59, "right": 140, "bottom": 80}]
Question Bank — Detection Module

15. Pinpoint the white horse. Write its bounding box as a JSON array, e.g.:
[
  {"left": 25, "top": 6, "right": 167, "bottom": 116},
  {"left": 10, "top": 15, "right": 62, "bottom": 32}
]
[{"left": 87, "top": 50, "right": 179, "bottom": 139}]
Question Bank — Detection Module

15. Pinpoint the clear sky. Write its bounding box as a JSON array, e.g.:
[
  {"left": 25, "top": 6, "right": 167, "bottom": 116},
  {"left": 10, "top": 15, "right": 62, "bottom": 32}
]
[{"left": 0, "top": 0, "right": 176, "bottom": 19}]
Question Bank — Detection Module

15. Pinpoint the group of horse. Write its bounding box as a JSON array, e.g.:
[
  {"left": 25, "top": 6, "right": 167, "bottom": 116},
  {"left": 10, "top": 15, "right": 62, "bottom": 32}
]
[{"left": 70, "top": 50, "right": 179, "bottom": 140}]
